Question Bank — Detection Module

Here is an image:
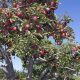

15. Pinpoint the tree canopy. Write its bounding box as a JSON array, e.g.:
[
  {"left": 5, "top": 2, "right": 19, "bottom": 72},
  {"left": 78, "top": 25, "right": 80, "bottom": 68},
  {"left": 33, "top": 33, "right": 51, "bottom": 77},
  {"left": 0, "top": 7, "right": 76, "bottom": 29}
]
[{"left": 0, "top": 0, "right": 80, "bottom": 80}]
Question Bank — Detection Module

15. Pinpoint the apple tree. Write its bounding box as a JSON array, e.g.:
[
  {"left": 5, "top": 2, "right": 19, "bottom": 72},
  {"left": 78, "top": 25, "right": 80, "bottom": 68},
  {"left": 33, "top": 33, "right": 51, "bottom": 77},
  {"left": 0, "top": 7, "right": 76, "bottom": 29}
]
[{"left": 0, "top": 0, "right": 80, "bottom": 80}]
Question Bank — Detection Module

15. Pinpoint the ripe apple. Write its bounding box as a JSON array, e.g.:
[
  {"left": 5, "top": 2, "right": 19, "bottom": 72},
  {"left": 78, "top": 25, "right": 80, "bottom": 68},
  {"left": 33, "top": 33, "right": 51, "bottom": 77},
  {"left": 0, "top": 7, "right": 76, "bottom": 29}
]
[
  {"left": 57, "top": 41, "right": 62, "bottom": 45},
  {"left": 50, "top": 1, "right": 57, "bottom": 7},
  {"left": 46, "top": 8, "right": 51, "bottom": 12},
  {"left": 25, "top": 23, "right": 31, "bottom": 29},
  {"left": 32, "top": 16, "right": 38, "bottom": 21},
  {"left": 16, "top": 12, "right": 21, "bottom": 16},
  {"left": 61, "top": 32, "right": 66, "bottom": 38},
  {"left": 13, "top": 2, "right": 17, "bottom": 8},
  {"left": 11, "top": 26, "right": 17, "bottom": 32},
  {"left": 39, "top": 49, "right": 46, "bottom": 55},
  {"left": 41, "top": 10, "right": 47, "bottom": 15},
  {"left": 16, "top": 11, "right": 24, "bottom": 18},
  {"left": 66, "top": 32, "right": 71, "bottom": 37},
  {"left": 50, "top": 1, "right": 54, "bottom": 6},
  {"left": 22, "top": 23, "right": 30, "bottom": 32},
  {"left": 60, "top": 28, "right": 64, "bottom": 32},
  {"left": 51, "top": 33, "right": 56, "bottom": 39},
  {"left": 36, "top": 25, "right": 42, "bottom": 33}
]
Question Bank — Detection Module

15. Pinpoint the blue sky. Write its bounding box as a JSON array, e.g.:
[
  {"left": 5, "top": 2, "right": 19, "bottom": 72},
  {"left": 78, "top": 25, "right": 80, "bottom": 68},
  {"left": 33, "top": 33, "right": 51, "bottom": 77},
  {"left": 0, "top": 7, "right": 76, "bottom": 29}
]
[
  {"left": 0, "top": 0, "right": 80, "bottom": 71},
  {"left": 12, "top": 56, "right": 23, "bottom": 71}
]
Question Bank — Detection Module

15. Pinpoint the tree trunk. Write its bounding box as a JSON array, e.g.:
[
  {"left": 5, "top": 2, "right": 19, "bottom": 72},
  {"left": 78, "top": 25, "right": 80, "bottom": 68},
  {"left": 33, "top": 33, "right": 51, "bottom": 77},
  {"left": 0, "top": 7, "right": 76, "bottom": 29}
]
[
  {"left": 26, "top": 56, "right": 34, "bottom": 80},
  {"left": 0, "top": 45, "right": 15, "bottom": 80},
  {"left": 5, "top": 56, "right": 15, "bottom": 80}
]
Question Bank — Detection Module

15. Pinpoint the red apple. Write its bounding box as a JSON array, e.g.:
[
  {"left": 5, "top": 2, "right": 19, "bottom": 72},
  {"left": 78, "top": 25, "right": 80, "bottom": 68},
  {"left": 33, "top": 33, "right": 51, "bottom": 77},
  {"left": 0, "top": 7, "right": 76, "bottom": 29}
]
[
  {"left": 46, "top": 8, "right": 51, "bottom": 12},
  {"left": 50, "top": 1, "right": 57, "bottom": 7},
  {"left": 61, "top": 32, "right": 66, "bottom": 38},
  {"left": 57, "top": 41, "right": 62, "bottom": 45},
  {"left": 16, "top": 11, "right": 24, "bottom": 18},
  {"left": 50, "top": 1, "right": 54, "bottom": 6},
  {"left": 13, "top": 2, "right": 17, "bottom": 8},
  {"left": 51, "top": 33, "right": 56, "bottom": 38},
  {"left": 16, "top": 12, "right": 21, "bottom": 16},
  {"left": 42, "top": 10, "right": 47, "bottom": 15},
  {"left": 11, "top": 26, "right": 17, "bottom": 31},
  {"left": 22, "top": 23, "right": 31, "bottom": 32},
  {"left": 32, "top": 16, "right": 38, "bottom": 21},
  {"left": 60, "top": 28, "right": 64, "bottom": 32},
  {"left": 36, "top": 25, "right": 42, "bottom": 33},
  {"left": 66, "top": 32, "right": 71, "bottom": 37},
  {"left": 39, "top": 49, "right": 46, "bottom": 55},
  {"left": 25, "top": 23, "right": 31, "bottom": 29}
]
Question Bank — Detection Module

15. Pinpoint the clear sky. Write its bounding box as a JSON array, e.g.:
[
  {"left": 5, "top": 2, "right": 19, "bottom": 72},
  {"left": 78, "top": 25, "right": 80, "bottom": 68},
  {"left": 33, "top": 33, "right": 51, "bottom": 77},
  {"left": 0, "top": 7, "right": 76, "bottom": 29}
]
[
  {"left": 12, "top": 56, "right": 23, "bottom": 71},
  {"left": 0, "top": 0, "right": 80, "bottom": 71}
]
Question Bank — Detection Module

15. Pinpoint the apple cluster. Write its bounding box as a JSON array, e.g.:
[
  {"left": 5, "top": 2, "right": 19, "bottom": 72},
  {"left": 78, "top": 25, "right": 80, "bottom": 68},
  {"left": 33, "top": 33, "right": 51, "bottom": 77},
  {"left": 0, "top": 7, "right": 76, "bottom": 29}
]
[
  {"left": 41, "top": 1, "right": 58, "bottom": 17},
  {"left": 0, "top": 0, "right": 71, "bottom": 46},
  {"left": 31, "top": 44, "right": 47, "bottom": 59},
  {"left": 49, "top": 21, "right": 71, "bottom": 45}
]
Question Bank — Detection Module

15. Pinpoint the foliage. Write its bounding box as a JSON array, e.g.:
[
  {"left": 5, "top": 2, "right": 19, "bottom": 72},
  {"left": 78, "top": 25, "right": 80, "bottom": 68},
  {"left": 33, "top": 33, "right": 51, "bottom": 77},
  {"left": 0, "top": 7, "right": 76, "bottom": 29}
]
[{"left": 0, "top": 0, "right": 80, "bottom": 80}]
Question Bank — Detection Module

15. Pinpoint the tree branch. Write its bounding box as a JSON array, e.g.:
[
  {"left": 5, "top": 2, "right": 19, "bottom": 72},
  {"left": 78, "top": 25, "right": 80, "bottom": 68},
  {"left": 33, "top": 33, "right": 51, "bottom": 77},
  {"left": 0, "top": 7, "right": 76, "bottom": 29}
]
[{"left": 38, "top": 68, "right": 49, "bottom": 80}]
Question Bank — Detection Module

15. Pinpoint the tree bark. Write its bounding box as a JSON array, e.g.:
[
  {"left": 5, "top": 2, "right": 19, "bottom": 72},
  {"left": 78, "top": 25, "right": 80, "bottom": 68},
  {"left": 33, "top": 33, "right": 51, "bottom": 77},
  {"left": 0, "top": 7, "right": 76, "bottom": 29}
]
[
  {"left": 26, "top": 56, "right": 34, "bottom": 80},
  {"left": 0, "top": 45, "right": 15, "bottom": 80},
  {"left": 5, "top": 56, "right": 15, "bottom": 80}
]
